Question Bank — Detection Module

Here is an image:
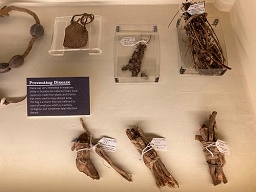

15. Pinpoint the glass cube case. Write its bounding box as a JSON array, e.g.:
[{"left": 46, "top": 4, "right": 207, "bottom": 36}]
[
  {"left": 114, "top": 24, "right": 160, "bottom": 83},
  {"left": 49, "top": 15, "right": 102, "bottom": 56},
  {"left": 177, "top": 17, "right": 229, "bottom": 75}
]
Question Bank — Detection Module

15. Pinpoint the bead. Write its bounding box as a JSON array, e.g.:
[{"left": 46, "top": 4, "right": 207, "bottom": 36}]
[
  {"left": 30, "top": 23, "right": 44, "bottom": 38},
  {"left": 0, "top": 63, "right": 11, "bottom": 73},
  {"left": 9, "top": 55, "right": 24, "bottom": 68}
]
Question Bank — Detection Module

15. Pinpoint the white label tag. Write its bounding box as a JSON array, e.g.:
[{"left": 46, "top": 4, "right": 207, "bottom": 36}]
[
  {"left": 150, "top": 138, "right": 167, "bottom": 151},
  {"left": 187, "top": 2, "right": 205, "bottom": 15},
  {"left": 216, "top": 139, "right": 230, "bottom": 155},
  {"left": 98, "top": 137, "right": 117, "bottom": 152},
  {"left": 120, "top": 37, "right": 136, "bottom": 46}
]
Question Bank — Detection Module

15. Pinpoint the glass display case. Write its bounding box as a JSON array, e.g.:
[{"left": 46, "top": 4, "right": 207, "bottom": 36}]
[
  {"left": 49, "top": 15, "right": 102, "bottom": 56},
  {"left": 114, "top": 24, "right": 160, "bottom": 83},
  {"left": 177, "top": 17, "right": 229, "bottom": 75}
]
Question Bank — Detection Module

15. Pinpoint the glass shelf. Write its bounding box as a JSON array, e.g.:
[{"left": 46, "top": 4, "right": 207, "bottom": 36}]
[{"left": 49, "top": 15, "right": 102, "bottom": 56}]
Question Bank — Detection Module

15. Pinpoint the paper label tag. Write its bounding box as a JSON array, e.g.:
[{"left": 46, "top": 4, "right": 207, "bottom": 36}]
[
  {"left": 98, "top": 137, "right": 117, "bottom": 152},
  {"left": 120, "top": 37, "right": 136, "bottom": 46},
  {"left": 187, "top": 2, "right": 205, "bottom": 15},
  {"left": 150, "top": 138, "right": 167, "bottom": 151},
  {"left": 216, "top": 139, "right": 230, "bottom": 155}
]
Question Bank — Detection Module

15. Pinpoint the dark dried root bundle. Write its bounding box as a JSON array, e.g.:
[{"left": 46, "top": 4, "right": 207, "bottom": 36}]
[
  {"left": 122, "top": 42, "right": 147, "bottom": 77},
  {"left": 181, "top": 2, "right": 231, "bottom": 70}
]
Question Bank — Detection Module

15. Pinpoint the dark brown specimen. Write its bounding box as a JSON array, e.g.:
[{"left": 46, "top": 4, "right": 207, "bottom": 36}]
[
  {"left": 180, "top": 1, "right": 231, "bottom": 71},
  {"left": 122, "top": 42, "right": 147, "bottom": 77},
  {"left": 63, "top": 13, "right": 94, "bottom": 48}
]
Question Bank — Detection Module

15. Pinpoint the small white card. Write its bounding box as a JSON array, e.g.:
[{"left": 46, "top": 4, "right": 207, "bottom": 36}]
[
  {"left": 216, "top": 139, "right": 231, "bottom": 155},
  {"left": 150, "top": 138, "right": 168, "bottom": 151},
  {"left": 187, "top": 2, "right": 205, "bottom": 15},
  {"left": 120, "top": 37, "right": 136, "bottom": 46},
  {"left": 98, "top": 137, "right": 117, "bottom": 152}
]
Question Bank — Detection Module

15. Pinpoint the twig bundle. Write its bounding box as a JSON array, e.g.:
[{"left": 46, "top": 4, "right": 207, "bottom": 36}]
[
  {"left": 126, "top": 126, "right": 179, "bottom": 188},
  {"left": 180, "top": 1, "right": 231, "bottom": 71},
  {"left": 195, "top": 111, "right": 228, "bottom": 185},
  {"left": 71, "top": 118, "right": 132, "bottom": 181}
]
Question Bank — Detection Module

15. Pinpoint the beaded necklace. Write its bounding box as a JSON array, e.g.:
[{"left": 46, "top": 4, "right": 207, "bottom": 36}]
[{"left": 0, "top": 6, "right": 44, "bottom": 73}]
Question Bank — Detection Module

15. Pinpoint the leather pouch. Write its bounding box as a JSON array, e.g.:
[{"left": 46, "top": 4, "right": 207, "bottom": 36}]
[{"left": 63, "top": 13, "right": 94, "bottom": 48}]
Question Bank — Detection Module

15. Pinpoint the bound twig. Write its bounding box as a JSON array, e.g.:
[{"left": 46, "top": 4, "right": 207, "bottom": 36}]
[
  {"left": 71, "top": 122, "right": 99, "bottom": 180},
  {"left": 126, "top": 126, "right": 179, "bottom": 188},
  {"left": 71, "top": 118, "right": 132, "bottom": 181},
  {"left": 195, "top": 111, "right": 228, "bottom": 185}
]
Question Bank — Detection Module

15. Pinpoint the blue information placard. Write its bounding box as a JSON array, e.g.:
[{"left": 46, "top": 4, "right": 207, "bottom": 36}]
[{"left": 27, "top": 77, "right": 90, "bottom": 116}]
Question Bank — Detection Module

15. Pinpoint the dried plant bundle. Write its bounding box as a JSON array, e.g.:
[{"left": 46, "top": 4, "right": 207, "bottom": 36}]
[
  {"left": 195, "top": 111, "right": 228, "bottom": 185},
  {"left": 180, "top": 1, "right": 231, "bottom": 71},
  {"left": 71, "top": 118, "right": 132, "bottom": 181},
  {"left": 126, "top": 126, "right": 179, "bottom": 188}
]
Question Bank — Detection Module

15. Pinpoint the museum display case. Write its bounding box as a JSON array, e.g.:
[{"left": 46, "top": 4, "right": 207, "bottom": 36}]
[
  {"left": 1, "top": 1, "right": 256, "bottom": 192},
  {"left": 114, "top": 24, "right": 160, "bottom": 83}
]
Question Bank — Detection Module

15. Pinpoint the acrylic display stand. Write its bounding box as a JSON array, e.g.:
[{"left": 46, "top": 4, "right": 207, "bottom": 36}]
[
  {"left": 49, "top": 15, "right": 102, "bottom": 56},
  {"left": 177, "top": 17, "right": 228, "bottom": 75},
  {"left": 114, "top": 24, "right": 160, "bottom": 83}
]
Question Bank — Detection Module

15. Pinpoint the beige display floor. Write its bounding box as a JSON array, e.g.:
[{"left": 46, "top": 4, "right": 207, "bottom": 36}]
[{"left": 1, "top": 4, "right": 256, "bottom": 192}]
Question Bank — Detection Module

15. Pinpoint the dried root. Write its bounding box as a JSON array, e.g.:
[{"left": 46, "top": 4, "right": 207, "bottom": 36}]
[
  {"left": 71, "top": 118, "right": 132, "bottom": 182},
  {"left": 195, "top": 111, "right": 228, "bottom": 185},
  {"left": 126, "top": 126, "right": 179, "bottom": 188}
]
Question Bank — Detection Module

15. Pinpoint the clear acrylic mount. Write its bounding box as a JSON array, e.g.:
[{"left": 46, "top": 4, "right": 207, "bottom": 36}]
[
  {"left": 114, "top": 24, "right": 160, "bottom": 83},
  {"left": 177, "top": 17, "right": 228, "bottom": 76},
  {"left": 49, "top": 15, "right": 102, "bottom": 56}
]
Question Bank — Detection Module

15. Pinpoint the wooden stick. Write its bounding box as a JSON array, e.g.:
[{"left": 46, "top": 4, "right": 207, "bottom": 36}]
[
  {"left": 126, "top": 126, "right": 179, "bottom": 188},
  {"left": 208, "top": 111, "right": 217, "bottom": 142},
  {"left": 95, "top": 145, "right": 132, "bottom": 181}
]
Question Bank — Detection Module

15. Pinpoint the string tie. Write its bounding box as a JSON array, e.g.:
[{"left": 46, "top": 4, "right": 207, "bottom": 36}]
[
  {"left": 140, "top": 143, "right": 153, "bottom": 162},
  {"left": 76, "top": 135, "right": 99, "bottom": 153}
]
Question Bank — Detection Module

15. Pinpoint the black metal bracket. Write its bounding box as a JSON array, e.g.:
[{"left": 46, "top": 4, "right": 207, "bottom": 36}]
[
  {"left": 116, "top": 26, "right": 120, "bottom": 32},
  {"left": 180, "top": 66, "right": 186, "bottom": 74},
  {"left": 153, "top": 26, "right": 158, "bottom": 32},
  {"left": 212, "top": 19, "right": 219, "bottom": 27}
]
